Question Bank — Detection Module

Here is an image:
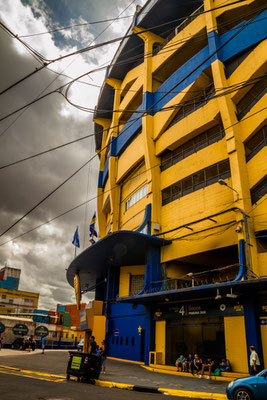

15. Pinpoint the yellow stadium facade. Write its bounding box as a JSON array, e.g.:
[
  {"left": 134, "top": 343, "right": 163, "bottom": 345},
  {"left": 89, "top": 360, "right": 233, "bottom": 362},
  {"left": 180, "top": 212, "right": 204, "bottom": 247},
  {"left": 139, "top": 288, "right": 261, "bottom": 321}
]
[{"left": 67, "top": 0, "right": 267, "bottom": 373}]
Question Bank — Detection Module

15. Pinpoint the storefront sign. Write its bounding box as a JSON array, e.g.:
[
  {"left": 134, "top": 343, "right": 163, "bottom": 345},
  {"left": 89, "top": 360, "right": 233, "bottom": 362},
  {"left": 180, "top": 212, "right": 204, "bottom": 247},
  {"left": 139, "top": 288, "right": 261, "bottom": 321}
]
[
  {"left": 79, "top": 310, "right": 88, "bottom": 330},
  {"left": 12, "top": 324, "right": 28, "bottom": 336},
  {"left": 257, "top": 296, "right": 267, "bottom": 316},
  {"left": 34, "top": 326, "right": 49, "bottom": 337},
  {"left": 154, "top": 300, "right": 244, "bottom": 320},
  {"left": 0, "top": 322, "right": 5, "bottom": 333}
]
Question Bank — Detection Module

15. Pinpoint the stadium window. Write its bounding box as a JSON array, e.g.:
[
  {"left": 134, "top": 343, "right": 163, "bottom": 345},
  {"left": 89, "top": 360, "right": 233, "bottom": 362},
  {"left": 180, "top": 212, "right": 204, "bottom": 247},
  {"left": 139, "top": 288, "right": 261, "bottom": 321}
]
[
  {"left": 162, "top": 160, "right": 230, "bottom": 205},
  {"left": 245, "top": 125, "right": 267, "bottom": 161},
  {"left": 125, "top": 184, "right": 148, "bottom": 211},
  {"left": 161, "top": 124, "right": 225, "bottom": 171}
]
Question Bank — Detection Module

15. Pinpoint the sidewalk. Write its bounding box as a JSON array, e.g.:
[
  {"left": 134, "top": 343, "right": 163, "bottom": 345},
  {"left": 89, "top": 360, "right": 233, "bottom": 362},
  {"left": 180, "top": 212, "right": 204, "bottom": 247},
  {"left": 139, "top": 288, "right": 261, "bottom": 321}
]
[{"left": 0, "top": 349, "right": 229, "bottom": 399}]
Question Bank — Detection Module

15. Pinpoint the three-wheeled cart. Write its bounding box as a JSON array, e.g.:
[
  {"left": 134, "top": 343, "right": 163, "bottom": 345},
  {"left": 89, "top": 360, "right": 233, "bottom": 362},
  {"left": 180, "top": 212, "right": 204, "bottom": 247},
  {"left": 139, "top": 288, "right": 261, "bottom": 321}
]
[{"left": 66, "top": 351, "right": 102, "bottom": 382}]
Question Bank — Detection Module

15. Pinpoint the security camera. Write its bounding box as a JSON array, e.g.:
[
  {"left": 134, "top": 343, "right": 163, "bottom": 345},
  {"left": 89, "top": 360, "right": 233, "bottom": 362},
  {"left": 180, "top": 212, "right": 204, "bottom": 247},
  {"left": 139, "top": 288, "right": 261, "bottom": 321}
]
[{"left": 235, "top": 226, "right": 242, "bottom": 233}]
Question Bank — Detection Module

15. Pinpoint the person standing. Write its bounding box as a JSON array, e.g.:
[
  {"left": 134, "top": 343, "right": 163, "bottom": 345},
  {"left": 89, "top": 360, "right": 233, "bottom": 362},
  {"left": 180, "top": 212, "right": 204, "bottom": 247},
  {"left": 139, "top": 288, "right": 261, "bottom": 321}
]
[
  {"left": 0, "top": 335, "right": 3, "bottom": 351},
  {"left": 41, "top": 336, "right": 46, "bottom": 354},
  {"left": 249, "top": 345, "right": 260, "bottom": 375},
  {"left": 88, "top": 336, "right": 97, "bottom": 354},
  {"left": 100, "top": 340, "right": 107, "bottom": 374}
]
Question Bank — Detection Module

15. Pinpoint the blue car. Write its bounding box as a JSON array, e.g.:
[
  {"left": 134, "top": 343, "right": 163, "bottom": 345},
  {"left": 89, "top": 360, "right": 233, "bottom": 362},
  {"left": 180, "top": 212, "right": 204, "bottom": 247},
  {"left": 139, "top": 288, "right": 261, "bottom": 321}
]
[{"left": 226, "top": 369, "right": 267, "bottom": 400}]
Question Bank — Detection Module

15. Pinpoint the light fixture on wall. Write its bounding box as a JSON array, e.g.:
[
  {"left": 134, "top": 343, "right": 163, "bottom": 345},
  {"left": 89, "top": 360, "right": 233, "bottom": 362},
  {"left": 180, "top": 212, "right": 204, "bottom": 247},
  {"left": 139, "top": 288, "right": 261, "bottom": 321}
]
[
  {"left": 218, "top": 179, "right": 239, "bottom": 201},
  {"left": 215, "top": 289, "right": 222, "bottom": 300},
  {"left": 226, "top": 288, "right": 238, "bottom": 299}
]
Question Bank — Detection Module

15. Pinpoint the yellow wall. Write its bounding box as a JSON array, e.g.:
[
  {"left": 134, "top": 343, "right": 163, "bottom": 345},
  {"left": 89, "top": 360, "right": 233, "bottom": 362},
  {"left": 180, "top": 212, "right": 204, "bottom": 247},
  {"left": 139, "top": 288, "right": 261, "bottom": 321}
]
[
  {"left": 119, "top": 265, "right": 145, "bottom": 297},
  {"left": 224, "top": 316, "right": 248, "bottom": 373},
  {"left": 155, "top": 320, "right": 166, "bottom": 364},
  {"left": 92, "top": 315, "right": 106, "bottom": 346},
  {"left": 119, "top": 162, "right": 149, "bottom": 230},
  {"left": 0, "top": 287, "right": 39, "bottom": 313}
]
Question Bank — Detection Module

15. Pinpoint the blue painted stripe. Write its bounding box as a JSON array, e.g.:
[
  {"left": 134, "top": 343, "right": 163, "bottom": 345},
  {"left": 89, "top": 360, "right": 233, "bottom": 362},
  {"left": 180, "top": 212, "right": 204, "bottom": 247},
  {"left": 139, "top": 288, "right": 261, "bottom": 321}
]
[
  {"left": 103, "top": 154, "right": 110, "bottom": 187},
  {"left": 110, "top": 137, "right": 117, "bottom": 156},
  {"left": 220, "top": 10, "right": 267, "bottom": 62},
  {"left": 153, "top": 46, "right": 214, "bottom": 110},
  {"left": 135, "top": 203, "right": 152, "bottom": 235},
  {"left": 98, "top": 170, "right": 104, "bottom": 188},
  {"left": 111, "top": 11, "right": 267, "bottom": 161},
  {"left": 116, "top": 112, "right": 142, "bottom": 156}
]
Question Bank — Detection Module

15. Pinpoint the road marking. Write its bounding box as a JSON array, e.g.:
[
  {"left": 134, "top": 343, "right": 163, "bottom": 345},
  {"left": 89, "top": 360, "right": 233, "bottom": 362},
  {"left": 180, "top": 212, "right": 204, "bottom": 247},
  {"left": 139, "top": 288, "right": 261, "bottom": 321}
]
[
  {"left": 0, "top": 364, "right": 65, "bottom": 380},
  {"left": 0, "top": 367, "right": 63, "bottom": 382}
]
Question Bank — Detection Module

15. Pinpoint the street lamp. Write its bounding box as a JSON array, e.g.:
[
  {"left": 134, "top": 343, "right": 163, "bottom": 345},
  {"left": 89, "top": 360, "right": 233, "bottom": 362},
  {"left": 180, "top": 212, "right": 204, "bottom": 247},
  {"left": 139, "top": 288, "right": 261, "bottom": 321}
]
[
  {"left": 218, "top": 179, "right": 239, "bottom": 201},
  {"left": 218, "top": 180, "right": 251, "bottom": 278}
]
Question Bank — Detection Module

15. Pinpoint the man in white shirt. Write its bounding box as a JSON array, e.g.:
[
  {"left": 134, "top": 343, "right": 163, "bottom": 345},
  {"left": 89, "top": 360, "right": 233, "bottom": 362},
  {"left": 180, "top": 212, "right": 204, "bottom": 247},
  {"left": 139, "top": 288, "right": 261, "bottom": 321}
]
[{"left": 249, "top": 345, "right": 261, "bottom": 375}]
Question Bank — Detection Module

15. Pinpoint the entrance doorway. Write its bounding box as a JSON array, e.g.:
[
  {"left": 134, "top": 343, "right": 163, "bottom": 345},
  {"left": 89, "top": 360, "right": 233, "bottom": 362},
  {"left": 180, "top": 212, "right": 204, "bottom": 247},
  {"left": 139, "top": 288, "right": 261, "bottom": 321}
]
[{"left": 166, "top": 317, "right": 225, "bottom": 365}]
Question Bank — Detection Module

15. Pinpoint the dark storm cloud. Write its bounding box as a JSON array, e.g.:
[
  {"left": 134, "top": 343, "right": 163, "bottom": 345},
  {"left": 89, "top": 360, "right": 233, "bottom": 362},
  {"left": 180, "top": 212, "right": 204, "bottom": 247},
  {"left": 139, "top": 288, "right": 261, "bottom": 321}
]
[
  {"left": 0, "top": 0, "right": 147, "bottom": 310},
  {"left": 0, "top": 17, "right": 99, "bottom": 309}
]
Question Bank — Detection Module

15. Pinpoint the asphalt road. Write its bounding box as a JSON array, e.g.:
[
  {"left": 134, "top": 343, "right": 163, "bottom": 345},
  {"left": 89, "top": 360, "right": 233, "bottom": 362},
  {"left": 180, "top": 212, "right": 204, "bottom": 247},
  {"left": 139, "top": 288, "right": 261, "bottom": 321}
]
[
  {"left": 0, "top": 350, "right": 227, "bottom": 399},
  {"left": 0, "top": 370, "right": 207, "bottom": 400}
]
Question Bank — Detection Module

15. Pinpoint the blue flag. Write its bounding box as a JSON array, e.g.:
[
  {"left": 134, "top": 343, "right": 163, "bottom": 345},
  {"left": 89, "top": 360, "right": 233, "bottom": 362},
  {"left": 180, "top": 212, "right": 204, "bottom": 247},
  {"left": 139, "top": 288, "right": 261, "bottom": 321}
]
[
  {"left": 72, "top": 227, "right": 80, "bottom": 248},
  {"left": 89, "top": 212, "right": 97, "bottom": 238}
]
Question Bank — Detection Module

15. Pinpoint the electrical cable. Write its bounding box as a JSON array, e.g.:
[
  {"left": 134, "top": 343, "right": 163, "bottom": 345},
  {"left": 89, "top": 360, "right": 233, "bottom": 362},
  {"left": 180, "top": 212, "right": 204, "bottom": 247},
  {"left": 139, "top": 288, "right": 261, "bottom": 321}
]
[
  {"left": 17, "top": 14, "right": 137, "bottom": 38},
  {"left": 23, "top": 3, "right": 264, "bottom": 95},
  {"left": 0, "top": 4, "right": 264, "bottom": 134},
  {"left": 0, "top": 104, "right": 266, "bottom": 246},
  {"left": 0, "top": 75, "right": 265, "bottom": 172},
  {"left": 0, "top": 0, "right": 249, "bottom": 96},
  {"left": 1, "top": 10, "right": 265, "bottom": 125},
  {"left": 1, "top": 66, "right": 265, "bottom": 123},
  {"left": 0, "top": 8, "right": 264, "bottom": 239},
  {"left": 0, "top": 0, "right": 137, "bottom": 140}
]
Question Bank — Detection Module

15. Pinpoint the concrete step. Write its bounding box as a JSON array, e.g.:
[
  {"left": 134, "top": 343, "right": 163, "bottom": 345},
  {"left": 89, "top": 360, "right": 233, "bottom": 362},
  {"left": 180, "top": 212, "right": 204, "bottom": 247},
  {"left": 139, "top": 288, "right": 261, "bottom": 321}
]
[{"left": 147, "top": 364, "right": 249, "bottom": 381}]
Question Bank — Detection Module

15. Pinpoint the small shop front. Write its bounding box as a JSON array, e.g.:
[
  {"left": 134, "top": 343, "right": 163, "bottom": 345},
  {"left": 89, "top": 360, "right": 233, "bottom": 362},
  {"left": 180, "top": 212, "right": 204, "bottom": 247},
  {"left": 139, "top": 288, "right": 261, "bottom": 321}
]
[{"left": 153, "top": 298, "right": 247, "bottom": 371}]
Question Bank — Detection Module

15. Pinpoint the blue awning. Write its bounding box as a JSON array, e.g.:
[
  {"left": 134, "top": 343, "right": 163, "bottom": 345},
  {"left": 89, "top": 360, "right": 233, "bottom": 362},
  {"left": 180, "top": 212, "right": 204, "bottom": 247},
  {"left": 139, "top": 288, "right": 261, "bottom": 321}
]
[{"left": 66, "top": 231, "right": 171, "bottom": 292}]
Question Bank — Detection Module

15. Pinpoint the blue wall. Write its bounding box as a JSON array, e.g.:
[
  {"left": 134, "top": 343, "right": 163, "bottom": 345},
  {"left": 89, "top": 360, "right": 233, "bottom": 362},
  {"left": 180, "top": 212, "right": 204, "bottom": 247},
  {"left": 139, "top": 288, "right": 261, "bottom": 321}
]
[
  {"left": 106, "top": 303, "right": 152, "bottom": 364},
  {"left": 0, "top": 277, "right": 19, "bottom": 290}
]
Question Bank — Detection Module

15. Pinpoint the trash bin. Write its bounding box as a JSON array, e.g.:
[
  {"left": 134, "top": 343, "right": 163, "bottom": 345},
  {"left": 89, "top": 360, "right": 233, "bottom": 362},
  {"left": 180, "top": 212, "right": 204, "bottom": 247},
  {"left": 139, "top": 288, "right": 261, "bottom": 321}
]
[{"left": 66, "top": 351, "right": 102, "bottom": 382}]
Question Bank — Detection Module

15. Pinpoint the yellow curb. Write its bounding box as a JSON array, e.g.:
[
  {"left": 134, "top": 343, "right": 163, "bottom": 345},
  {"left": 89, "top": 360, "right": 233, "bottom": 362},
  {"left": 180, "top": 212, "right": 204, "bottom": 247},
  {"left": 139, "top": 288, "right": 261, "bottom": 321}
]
[
  {"left": 158, "top": 388, "right": 227, "bottom": 399},
  {"left": 0, "top": 365, "right": 65, "bottom": 380},
  {"left": 143, "top": 366, "right": 233, "bottom": 382},
  {"left": 95, "top": 379, "right": 134, "bottom": 390},
  {"left": 107, "top": 357, "right": 144, "bottom": 365},
  {"left": 0, "top": 367, "right": 63, "bottom": 383}
]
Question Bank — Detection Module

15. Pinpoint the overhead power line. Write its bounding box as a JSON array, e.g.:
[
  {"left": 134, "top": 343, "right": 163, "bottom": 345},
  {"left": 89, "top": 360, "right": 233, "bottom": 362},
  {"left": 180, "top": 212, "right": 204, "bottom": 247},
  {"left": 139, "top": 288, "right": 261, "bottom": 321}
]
[
  {"left": 17, "top": 14, "right": 136, "bottom": 38},
  {"left": 1, "top": 8, "right": 265, "bottom": 124},
  {"left": 0, "top": 0, "right": 136, "bottom": 139},
  {"left": 0, "top": 74, "right": 263, "bottom": 171},
  {"left": 9, "top": 3, "right": 261, "bottom": 98},
  {"left": 0, "top": 0, "right": 247, "bottom": 97},
  {"left": 0, "top": 6, "right": 262, "bottom": 239},
  {"left": 0, "top": 105, "right": 265, "bottom": 248},
  {"left": 0, "top": 103, "right": 266, "bottom": 247}
]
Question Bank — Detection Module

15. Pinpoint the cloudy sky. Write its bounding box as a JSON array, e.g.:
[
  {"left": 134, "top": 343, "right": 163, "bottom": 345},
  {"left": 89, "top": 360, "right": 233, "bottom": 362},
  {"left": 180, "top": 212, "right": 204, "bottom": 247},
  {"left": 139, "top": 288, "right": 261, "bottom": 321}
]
[{"left": 0, "top": 0, "right": 146, "bottom": 310}]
